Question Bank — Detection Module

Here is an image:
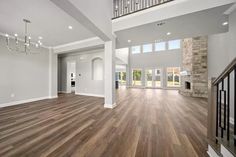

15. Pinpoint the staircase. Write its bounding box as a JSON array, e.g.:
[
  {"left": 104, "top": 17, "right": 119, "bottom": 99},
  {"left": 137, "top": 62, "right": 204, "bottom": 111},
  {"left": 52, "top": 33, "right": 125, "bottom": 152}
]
[{"left": 208, "top": 57, "right": 236, "bottom": 157}]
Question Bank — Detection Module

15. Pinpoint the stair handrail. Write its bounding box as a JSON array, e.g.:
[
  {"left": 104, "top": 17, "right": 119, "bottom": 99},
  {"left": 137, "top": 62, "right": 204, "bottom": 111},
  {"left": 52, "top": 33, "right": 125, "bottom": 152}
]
[{"left": 213, "top": 57, "right": 236, "bottom": 85}]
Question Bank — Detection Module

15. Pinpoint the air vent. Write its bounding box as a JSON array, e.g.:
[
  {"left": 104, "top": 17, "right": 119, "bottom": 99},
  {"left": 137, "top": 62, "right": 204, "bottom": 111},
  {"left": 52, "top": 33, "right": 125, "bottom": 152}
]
[{"left": 157, "top": 22, "right": 165, "bottom": 26}]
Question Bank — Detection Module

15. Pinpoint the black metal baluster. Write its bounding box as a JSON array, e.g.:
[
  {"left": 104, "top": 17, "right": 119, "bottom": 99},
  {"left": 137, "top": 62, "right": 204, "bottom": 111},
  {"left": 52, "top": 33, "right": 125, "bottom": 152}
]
[
  {"left": 234, "top": 67, "right": 236, "bottom": 145},
  {"left": 227, "top": 74, "right": 230, "bottom": 141},
  {"left": 221, "top": 80, "right": 224, "bottom": 138},
  {"left": 216, "top": 83, "right": 219, "bottom": 143}
]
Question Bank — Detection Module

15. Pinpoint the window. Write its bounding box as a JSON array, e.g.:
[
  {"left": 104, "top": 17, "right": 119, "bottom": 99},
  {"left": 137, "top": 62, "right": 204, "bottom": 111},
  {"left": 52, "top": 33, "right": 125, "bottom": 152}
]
[
  {"left": 145, "top": 69, "right": 153, "bottom": 87},
  {"left": 168, "top": 40, "right": 181, "bottom": 50},
  {"left": 155, "top": 42, "right": 166, "bottom": 51},
  {"left": 92, "top": 58, "right": 103, "bottom": 80},
  {"left": 143, "top": 44, "right": 152, "bottom": 53},
  {"left": 132, "top": 69, "right": 142, "bottom": 86},
  {"left": 154, "top": 69, "right": 161, "bottom": 87},
  {"left": 131, "top": 46, "right": 141, "bottom": 54},
  {"left": 167, "top": 67, "right": 180, "bottom": 87}
]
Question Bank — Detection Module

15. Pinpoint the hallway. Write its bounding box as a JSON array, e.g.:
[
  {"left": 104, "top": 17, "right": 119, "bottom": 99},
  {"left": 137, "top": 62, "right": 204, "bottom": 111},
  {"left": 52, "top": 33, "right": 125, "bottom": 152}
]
[{"left": 0, "top": 88, "right": 208, "bottom": 157}]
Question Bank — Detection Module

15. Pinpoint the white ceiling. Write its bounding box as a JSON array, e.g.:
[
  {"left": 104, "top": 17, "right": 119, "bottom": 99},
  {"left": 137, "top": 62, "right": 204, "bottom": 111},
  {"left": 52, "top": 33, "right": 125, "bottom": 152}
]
[
  {"left": 0, "top": 0, "right": 96, "bottom": 47},
  {"left": 115, "top": 4, "right": 233, "bottom": 48}
]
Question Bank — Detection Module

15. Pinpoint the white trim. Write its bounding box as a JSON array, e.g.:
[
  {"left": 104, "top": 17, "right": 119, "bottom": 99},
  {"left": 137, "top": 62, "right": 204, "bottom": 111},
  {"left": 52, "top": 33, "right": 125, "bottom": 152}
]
[
  {"left": 221, "top": 144, "right": 234, "bottom": 157},
  {"left": 104, "top": 103, "right": 117, "bottom": 109},
  {"left": 53, "top": 37, "right": 101, "bottom": 49},
  {"left": 0, "top": 96, "right": 52, "bottom": 108},
  {"left": 207, "top": 145, "right": 220, "bottom": 157},
  {"left": 48, "top": 95, "right": 58, "bottom": 99},
  {"left": 75, "top": 92, "right": 104, "bottom": 98}
]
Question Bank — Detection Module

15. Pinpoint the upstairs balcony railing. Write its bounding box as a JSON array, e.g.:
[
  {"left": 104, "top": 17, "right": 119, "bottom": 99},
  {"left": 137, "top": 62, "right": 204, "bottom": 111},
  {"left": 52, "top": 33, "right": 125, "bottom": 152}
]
[
  {"left": 208, "top": 57, "right": 236, "bottom": 155},
  {"left": 113, "top": 0, "right": 174, "bottom": 19}
]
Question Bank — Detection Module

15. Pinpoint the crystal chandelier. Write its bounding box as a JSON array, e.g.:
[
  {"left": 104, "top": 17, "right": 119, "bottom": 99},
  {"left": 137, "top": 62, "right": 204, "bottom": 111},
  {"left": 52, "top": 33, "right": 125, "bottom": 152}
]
[{"left": 5, "top": 19, "right": 43, "bottom": 54}]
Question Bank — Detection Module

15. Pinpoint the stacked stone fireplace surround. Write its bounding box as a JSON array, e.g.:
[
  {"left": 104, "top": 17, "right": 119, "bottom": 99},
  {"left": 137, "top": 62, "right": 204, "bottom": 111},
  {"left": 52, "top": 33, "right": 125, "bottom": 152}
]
[{"left": 179, "top": 36, "right": 208, "bottom": 98}]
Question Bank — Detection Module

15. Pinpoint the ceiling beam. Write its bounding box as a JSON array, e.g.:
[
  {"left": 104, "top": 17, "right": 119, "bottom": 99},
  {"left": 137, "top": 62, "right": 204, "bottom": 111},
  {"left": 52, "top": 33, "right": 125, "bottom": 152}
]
[{"left": 50, "top": 0, "right": 111, "bottom": 41}]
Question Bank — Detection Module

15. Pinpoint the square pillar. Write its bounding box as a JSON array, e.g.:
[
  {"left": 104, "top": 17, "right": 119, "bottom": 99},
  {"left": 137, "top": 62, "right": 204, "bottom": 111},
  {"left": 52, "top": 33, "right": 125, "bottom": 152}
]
[{"left": 104, "top": 40, "right": 116, "bottom": 108}]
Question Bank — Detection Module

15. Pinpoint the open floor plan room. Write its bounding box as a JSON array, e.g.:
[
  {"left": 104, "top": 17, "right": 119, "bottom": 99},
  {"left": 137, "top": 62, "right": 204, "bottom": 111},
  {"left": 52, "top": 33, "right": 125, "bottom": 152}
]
[{"left": 1, "top": 0, "right": 236, "bottom": 157}]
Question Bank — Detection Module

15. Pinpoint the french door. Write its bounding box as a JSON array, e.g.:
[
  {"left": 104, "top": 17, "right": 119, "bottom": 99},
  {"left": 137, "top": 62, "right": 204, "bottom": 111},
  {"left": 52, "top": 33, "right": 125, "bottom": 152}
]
[{"left": 145, "top": 68, "right": 162, "bottom": 88}]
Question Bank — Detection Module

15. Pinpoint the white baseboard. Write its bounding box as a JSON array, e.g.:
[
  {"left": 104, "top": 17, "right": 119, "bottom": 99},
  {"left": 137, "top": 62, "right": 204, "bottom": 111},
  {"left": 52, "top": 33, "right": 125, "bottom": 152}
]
[
  {"left": 207, "top": 145, "right": 220, "bottom": 157},
  {"left": 104, "top": 103, "right": 117, "bottom": 109},
  {"left": 48, "top": 95, "right": 58, "bottom": 99},
  {"left": 75, "top": 93, "right": 104, "bottom": 98},
  {"left": 0, "top": 95, "right": 58, "bottom": 108}
]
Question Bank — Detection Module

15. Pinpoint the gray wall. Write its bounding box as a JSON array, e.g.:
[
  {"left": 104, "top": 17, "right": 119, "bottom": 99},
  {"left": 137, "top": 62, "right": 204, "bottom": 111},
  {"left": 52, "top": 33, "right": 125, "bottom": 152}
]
[
  {"left": 208, "top": 10, "right": 236, "bottom": 123},
  {"left": 58, "top": 49, "right": 104, "bottom": 96},
  {"left": 128, "top": 47, "right": 182, "bottom": 88},
  {"left": 0, "top": 36, "right": 50, "bottom": 105}
]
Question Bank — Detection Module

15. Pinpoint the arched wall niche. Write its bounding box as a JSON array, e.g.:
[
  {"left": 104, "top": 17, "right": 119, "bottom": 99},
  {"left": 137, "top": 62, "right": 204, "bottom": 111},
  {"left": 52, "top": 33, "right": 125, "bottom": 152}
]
[{"left": 91, "top": 57, "right": 103, "bottom": 81}]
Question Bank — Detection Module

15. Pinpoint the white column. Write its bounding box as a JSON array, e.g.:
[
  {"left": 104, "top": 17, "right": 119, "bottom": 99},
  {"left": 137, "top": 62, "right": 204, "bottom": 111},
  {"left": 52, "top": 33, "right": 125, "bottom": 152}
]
[
  {"left": 104, "top": 39, "right": 116, "bottom": 108},
  {"left": 49, "top": 48, "right": 58, "bottom": 98}
]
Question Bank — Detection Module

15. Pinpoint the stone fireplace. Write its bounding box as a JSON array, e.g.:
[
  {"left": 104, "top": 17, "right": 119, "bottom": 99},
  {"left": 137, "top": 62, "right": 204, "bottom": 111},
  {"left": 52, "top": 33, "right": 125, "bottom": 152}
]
[
  {"left": 185, "top": 81, "right": 191, "bottom": 90},
  {"left": 179, "top": 36, "right": 208, "bottom": 98}
]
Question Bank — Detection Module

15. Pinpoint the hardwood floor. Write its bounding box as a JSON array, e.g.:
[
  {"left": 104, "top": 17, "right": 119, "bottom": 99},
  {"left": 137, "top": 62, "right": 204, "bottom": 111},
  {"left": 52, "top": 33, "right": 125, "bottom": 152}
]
[{"left": 0, "top": 88, "right": 208, "bottom": 157}]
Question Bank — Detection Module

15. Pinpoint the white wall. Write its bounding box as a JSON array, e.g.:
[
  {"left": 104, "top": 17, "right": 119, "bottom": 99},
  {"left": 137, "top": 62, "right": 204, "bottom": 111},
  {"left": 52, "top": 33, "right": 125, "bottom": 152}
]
[
  {"left": 0, "top": 36, "right": 50, "bottom": 106},
  {"left": 58, "top": 49, "right": 104, "bottom": 97},
  {"left": 208, "top": 10, "right": 236, "bottom": 78}
]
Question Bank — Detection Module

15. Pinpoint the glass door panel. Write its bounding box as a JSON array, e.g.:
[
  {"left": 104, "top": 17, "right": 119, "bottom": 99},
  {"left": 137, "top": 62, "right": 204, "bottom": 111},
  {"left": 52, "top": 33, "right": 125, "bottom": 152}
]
[
  {"left": 132, "top": 69, "right": 142, "bottom": 86},
  {"left": 145, "top": 69, "right": 153, "bottom": 87},
  {"left": 154, "top": 69, "right": 161, "bottom": 87}
]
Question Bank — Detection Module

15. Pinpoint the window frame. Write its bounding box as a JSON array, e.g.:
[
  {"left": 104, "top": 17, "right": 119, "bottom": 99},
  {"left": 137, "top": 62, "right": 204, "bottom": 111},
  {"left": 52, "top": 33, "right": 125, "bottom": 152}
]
[
  {"left": 167, "top": 39, "right": 181, "bottom": 50},
  {"left": 131, "top": 45, "right": 141, "bottom": 54},
  {"left": 154, "top": 41, "right": 166, "bottom": 52},
  {"left": 166, "top": 67, "right": 181, "bottom": 88},
  {"left": 142, "top": 43, "right": 153, "bottom": 53}
]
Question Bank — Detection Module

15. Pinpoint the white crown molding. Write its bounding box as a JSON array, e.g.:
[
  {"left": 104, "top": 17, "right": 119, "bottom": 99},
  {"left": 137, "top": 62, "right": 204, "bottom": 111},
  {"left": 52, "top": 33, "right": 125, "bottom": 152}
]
[
  {"left": 53, "top": 37, "right": 104, "bottom": 54},
  {"left": 53, "top": 37, "right": 101, "bottom": 49}
]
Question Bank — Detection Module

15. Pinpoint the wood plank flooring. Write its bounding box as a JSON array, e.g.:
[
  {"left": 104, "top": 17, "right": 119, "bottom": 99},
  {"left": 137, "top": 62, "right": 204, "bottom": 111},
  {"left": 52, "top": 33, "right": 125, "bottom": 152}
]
[{"left": 0, "top": 88, "right": 208, "bottom": 157}]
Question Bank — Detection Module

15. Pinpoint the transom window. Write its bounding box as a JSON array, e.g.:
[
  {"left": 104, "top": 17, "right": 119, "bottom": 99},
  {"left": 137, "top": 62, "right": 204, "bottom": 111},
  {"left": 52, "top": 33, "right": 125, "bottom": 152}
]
[
  {"left": 168, "top": 40, "right": 181, "bottom": 50},
  {"left": 131, "top": 46, "right": 141, "bottom": 54},
  {"left": 143, "top": 44, "right": 152, "bottom": 53},
  {"left": 155, "top": 42, "right": 166, "bottom": 51}
]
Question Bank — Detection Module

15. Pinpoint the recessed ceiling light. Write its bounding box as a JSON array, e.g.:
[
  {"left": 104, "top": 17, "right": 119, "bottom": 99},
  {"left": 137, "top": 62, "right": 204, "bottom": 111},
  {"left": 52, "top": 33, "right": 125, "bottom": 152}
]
[
  {"left": 128, "top": 40, "right": 131, "bottom": 43},
  {"left": 167, "top": 32, "right": 171, "bottom": 35},
  {"left": 38, "top": 36, "right": 43, "bottom": 40},
  {"left": 14, "top": 34, "right": 18, "bottom": 37},
  {"left": 222, "top": 22, "right": 228, "bottom": 26},
  {"left": 68, "top": 26, "right": 73, "bottom": 30},
  {"left": 5, "top": 34, "right": 9, "bottom": 37}
]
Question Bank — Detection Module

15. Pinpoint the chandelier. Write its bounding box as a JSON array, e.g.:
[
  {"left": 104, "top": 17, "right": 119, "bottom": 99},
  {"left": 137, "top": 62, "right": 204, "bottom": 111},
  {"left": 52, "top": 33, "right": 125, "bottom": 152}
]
[{"left": 5, "top": 19, "right": 43, "bottom": 54}]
